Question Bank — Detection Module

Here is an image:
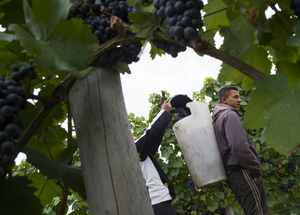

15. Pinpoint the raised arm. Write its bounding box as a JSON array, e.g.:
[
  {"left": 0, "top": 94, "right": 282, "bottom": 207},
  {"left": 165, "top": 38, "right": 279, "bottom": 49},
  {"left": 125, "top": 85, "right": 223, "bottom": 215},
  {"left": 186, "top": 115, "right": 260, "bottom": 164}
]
[{"left": 135, "top": 100, "right": 172, "bottom": 161}]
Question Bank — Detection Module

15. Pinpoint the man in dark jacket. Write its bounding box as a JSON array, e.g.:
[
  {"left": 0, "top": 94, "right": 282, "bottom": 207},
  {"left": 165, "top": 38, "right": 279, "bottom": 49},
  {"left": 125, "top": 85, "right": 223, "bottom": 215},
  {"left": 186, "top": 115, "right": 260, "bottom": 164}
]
[
  {"left": 134, "top": 99, "right": 177, "bottom": 215},
  {"left": 213, "top": 86, "right": 269, "bottom": 215}
]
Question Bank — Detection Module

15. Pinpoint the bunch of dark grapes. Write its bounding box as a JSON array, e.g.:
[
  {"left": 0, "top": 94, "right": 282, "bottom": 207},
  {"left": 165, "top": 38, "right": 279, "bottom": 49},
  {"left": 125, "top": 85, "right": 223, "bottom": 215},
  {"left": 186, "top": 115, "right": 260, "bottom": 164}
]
[
  {"left": 11, "top": 59, "right": 37, "bottom": 81},
  {"left": 185, "top": 179, "right": 198, "bottom": 195},
  {"left": 151, "top": 39, "right": 186, "bottom": 57},
  {"left": 103, "top": 0, "right": 131, "bottom": 23},
  {"left": 278, "top": 181, "right": 290, "bottom": 193},
  {"left": 290, "top": 0, "right": 300, "bottom": 20},
  {"left": 203, "top": 209, "right": 213, "bottom": 215},
  {"left": 214, "top": 183, "right": 224, "bottom": 193},
  {"left": 287, "top": 158, "right": 296, "bottom": 173},
  {"left": 173, "top": 107, "right": 189, "bottom": 123},
  {"left": 92, "top": 41, "right": 142, "bottom": 66},
  {"left": 0, "top": 61, "right": 32, "bottom": 177},
  {"left": 68, "top": 3, "right": 92, "bottom": 19},
  {"left": 83, "top": 15, "right": 118, "bottom": 44},
  {"left": 216, "top": 207, "right": 226, "bottom": 215},
  {"left": 153, "top": 0, "right": 204, "bottom": 46},
  {"left": 266, "top": 159, "right": 278, "bottom": 167}
]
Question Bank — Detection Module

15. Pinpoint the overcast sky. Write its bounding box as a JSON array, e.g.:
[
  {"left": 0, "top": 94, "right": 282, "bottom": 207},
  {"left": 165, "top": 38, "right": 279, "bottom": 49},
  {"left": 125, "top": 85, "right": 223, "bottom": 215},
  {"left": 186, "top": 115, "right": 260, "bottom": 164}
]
[{"left": 121, "top": 36, "right": 222, "bottom": 118}]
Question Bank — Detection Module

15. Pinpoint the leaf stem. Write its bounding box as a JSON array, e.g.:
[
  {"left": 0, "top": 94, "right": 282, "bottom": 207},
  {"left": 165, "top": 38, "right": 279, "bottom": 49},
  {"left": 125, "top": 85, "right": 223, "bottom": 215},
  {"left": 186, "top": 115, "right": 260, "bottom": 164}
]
[{"left": 44, "top": 138, "right": 54, "bottom": 161}]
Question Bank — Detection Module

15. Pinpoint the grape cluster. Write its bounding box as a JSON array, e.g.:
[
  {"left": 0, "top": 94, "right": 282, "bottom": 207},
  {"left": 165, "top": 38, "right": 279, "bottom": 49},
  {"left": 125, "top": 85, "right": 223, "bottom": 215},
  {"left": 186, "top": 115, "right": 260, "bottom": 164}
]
[
  {"left": 11, "top": 59, "right": 37, "bottom": 82},
  {"left": 83, "top": 15, "right": 118, "bottom": 44},
  {"left": 68, "top": 1, "right": 141, "bottom": 67},
  {"left": 290, "top": 0, "right": 300, "bottom": 20},
  {"left": 185, "top": 179, "right": 198, "bottom": 195},
  {"left": 102, "top": 0, "right": 135, "bottom": 23},
  {"left": 153, "top": 0, "right": 204, "bottom": 46},
  {"left": 92, "top": 41, "right": 142, "bottom": 66},
  {"left": 151, "top": 39, "right": 187, "bottom": 57},
  {"left": 214, "top": 183, "right": 224, "bottom": 193},
  {"left": 203, "top": 209, "right": 213, "bottom": 215},
  {"left": 287, "top": 158, "right": 296, "bottom": 173},
  {"left": 68, "top": 3, "right": 92, "bottom": 19},
  {"left": 173, "top": 107, "right": 189, "bottom": 123},
  {"left": 0, "top": 62, "right": 31, "bottom": 177},
  {"left": 216, "top": 207, "right": 226, "bottom": 215},
  {"left": 278, "top": 181, "right": 290, "bottom": 193},
  {"left": 266, "top": 159, "right": 278, "bottom": 167}
]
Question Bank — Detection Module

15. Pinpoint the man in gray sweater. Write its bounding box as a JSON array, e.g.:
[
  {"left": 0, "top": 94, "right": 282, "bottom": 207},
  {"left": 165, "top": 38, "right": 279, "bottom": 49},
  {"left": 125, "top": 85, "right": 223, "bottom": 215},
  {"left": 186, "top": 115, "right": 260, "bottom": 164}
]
[{"left": 213, "top": 86, "right": 269, "bottom": 215}]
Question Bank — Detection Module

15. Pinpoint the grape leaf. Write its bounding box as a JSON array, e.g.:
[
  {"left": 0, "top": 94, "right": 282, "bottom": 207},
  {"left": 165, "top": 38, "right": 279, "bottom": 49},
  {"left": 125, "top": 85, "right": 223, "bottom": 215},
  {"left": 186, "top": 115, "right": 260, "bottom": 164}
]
[
  {"left": 23, "top": 147, "right": 86, "bottom": 200},
  {"left": 8, "top": 0, "right": 98, "bottom": 79},
  {"left": 266, "top": 196, "right": 277, "bottom": 207},
  {"left": 161, "top": 146, "right": 173, "bottom": 158},
  {"left": 286, "top": 22, "right": 300, "bottom": 47},
  {"left": 203, "top": 0, "right": 229, "bottom": 33},
  {"left": 0, "top": 47, "right": 18, "bottom": 67},
  {"left": 276, "top": 61, "right": 300, "bottom": 89},
  {"left": 268, "top": 14, "right": 300, "bottom": 63},
  {"left": 219, "top": 46, "right": 271, "bottom": 91},
  {"left": 113, "top": 62, "right": 131, "bottom": 74},
  {"left": 0, "top": 33, "right": 14, "bottom": 47},
  {"left": 27, "top": 125, "right": 67, "bottom": 161},
  {"left": 150, "top": 42, "right": 165, "bottom": 60},
  {"left": 244, "top": 74, "right": 300, "bottom": 156},
  {"left": 28, "top": 172, "right": 63, "bottom": 207},
  {"left": 128, "top": 2, "right": 160, "bottom": 39},
  {"left": 0, "top": 0, "right": 30, "bottom": 28},
  {"left": 0, "top": 176, "right": 43, "bottom": 214},
  {"left": 220, "top": 15, "right": 256, "bottom": 57}
]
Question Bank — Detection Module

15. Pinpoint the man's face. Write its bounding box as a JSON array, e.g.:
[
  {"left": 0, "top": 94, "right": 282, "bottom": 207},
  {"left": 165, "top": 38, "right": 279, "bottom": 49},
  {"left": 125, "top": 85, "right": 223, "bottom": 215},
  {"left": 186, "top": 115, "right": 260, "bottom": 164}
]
[{"left": 223, "top": 90, "right": 242, "bottom": 110}]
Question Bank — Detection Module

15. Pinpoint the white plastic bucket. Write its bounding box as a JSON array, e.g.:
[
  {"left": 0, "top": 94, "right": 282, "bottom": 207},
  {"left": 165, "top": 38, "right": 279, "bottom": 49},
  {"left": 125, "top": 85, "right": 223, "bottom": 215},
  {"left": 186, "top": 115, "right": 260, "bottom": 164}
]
[{"left": 172, "top": 101, "right": 227, "bottom": 188}]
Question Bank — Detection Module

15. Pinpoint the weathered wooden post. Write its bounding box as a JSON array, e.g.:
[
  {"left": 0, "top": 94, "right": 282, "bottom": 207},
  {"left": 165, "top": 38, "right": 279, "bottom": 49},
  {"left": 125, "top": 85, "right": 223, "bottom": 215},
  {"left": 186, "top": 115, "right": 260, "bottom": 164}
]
[{"left": 68, "top": 67, "right": 154, "bottom": 215}]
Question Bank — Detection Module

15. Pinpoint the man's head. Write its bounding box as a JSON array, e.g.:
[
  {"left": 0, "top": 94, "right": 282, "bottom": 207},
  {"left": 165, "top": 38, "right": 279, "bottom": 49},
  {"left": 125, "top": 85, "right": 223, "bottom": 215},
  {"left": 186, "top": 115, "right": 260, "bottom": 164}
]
[{"left": 218, "top": 86, "right": 242, "bottom": 110}]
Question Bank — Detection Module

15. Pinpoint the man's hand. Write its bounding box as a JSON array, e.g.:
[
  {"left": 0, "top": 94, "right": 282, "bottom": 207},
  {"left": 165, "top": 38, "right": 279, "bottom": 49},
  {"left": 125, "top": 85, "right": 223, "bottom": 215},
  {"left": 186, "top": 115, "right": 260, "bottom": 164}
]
[
  {"left": 162, "top": 100, "right": 172, "bottom": 112},
  {"left": 254, "top": 176, "right": 262, "bottom": 184}
]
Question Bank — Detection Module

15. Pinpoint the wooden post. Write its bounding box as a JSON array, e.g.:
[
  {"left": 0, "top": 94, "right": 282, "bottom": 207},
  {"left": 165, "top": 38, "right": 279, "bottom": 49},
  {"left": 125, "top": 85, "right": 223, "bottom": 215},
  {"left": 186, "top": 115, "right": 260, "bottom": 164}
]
[{"left": 68, "top": 67, "right": 154, "bottom": 215}]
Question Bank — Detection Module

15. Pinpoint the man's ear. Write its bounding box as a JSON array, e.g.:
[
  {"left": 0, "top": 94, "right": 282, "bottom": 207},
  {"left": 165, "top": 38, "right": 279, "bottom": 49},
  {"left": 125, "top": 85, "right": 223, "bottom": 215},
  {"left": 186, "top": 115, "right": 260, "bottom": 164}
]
[{"left": 222, "top": 96, "right": 227, "bottom": 104}]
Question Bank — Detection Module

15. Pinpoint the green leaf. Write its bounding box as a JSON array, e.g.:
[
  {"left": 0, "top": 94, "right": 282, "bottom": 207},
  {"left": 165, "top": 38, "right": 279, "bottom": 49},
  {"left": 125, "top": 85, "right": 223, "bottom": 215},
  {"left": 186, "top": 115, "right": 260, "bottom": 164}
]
[
  {"left": 8, "top": 0, "right": 99, "bottom": 79},
  {"left": 0, "top": 0, "right": 29, "bottom": 28},
  {"left": 0, "top": 176, "right": 43, "bottom": 214},
  {"left": 27, "top": 125, "right": 67, "bottom": 161},
  {"left": 277, "top": 192, "right": 289, "bottom": 203},
  {"left": 207, "top": 199, "right": 219, "bottom": 211},
  {"left": 220, "top": 15, "right": 256, "bottom": 57},
  {"left": 286, "top": 22, "right": 300, "bottom": 47},
  {"left": 0, "top": 47, "right": 18, "bottom": 67},
  {"left": 244, "top": 74, "right": 300, "bottom": 155},
  {"left": 257, "top": 29, "right": 273, "bottom": 46},
  {"left": 23, "top": 147, "right": 86, "bottom": 200},
  {"left": 150, "top": 41, "right": 165, "bottom": 59},
  {"left": 219, "top": 46, "right": 271, "bottom": 90},
  {"left": 69, "top": 211, "right": 88, "bottom": 215},
  {"left": 266, "top": 196, "right": 277, "bottom": 207},
  {"left": 203, "top": 0, "right": 229, "bottom": 33},
  {"left": 113, "top": 62, "right": 131, "bottom": 74},
  {"left": 0, "top": 32, "right": 14, "bottom": 47},
  {"left": 128, "top": 2, "right": 160, "bottom": 39},
  {"left": 161, "top": 146, "right": 173, "bottom": 158},
  {"left": 276, "top": 61, "right": 300, "bottom": 89},
  {"left": 261, "top": 162, "right": 269, "bottom": 171},
  {"left": 28, "top": 173, "right": 63, "bottom": 207},
  {"left": 253, "top": 13, "right": 271, "bottom": 33},
  {"left": 268, "top": 15, "right": 300, "bottom": 63}
]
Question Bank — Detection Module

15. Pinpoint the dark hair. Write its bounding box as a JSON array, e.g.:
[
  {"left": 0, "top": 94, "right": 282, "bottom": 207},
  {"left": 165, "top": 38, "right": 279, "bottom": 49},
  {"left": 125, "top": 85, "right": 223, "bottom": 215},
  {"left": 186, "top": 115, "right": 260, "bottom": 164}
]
[{"left": 218, "top": 86, "right": 239, "bottom": 103}]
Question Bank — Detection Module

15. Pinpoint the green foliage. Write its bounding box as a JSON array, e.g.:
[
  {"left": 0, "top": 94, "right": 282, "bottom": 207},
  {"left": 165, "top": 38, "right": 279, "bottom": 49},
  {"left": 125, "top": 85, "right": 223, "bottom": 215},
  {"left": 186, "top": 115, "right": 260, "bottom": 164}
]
[
  {"left": 0, "top": 176, "right": 43, "bottom": 214},
  {"left": 8, "top": 0, "right": 98, "bottom": 79},
  {"left": 0, "top": 0, "right": 299, "bottom": 214},
  {"left": 244, "top": 74, "right": 300, "bottom": 156}
]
